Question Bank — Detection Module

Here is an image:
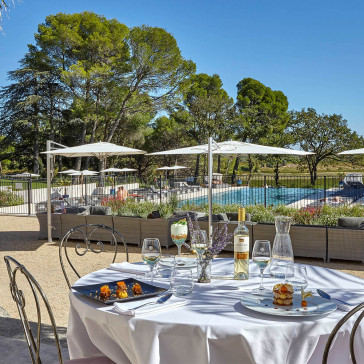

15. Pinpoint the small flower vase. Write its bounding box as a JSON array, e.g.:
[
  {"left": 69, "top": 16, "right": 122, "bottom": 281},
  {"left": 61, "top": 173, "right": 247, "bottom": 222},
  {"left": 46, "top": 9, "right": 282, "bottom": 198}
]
[{"left": 197, "top": 258, "right": 212, "bottom": 283}]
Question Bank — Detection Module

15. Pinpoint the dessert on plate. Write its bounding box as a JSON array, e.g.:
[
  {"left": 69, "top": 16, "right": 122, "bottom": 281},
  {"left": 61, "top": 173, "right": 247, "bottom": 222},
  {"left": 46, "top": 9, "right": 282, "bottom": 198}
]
[
  {"left": 273, "top": 283, "right": 294, "bottom": 306},
  {"left": 100, "top": 285, "right": 111, "bottom": 299},
  {"left": 132, "top": 283, "right": 142, "bottom": 295},
  {"left": 116, "top": 281, "right": 128, "bottom": 299}
]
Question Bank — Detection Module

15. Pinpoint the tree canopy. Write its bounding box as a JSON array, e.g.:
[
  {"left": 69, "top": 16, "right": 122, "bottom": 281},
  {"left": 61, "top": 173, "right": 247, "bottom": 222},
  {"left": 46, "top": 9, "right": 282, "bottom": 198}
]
[
  {"left": 290, "top": 108, "right": 362, "bottom": 183},
  {"left": 0, "top": 11, "right": 362, "bottom": 177}
]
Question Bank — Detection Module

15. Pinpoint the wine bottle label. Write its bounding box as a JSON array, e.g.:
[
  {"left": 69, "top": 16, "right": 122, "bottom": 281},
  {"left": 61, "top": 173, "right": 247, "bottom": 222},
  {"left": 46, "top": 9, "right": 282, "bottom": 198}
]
[
  {"left": 234, "top": 236, "right": 249, "bottom": 253},
  {"left": 235, "top": 252, "right": 249, "bottom": 259}
]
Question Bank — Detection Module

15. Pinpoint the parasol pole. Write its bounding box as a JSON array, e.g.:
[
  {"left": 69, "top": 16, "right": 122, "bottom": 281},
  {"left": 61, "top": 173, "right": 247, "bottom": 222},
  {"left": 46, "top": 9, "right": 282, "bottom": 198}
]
[
  {"left": 46, "top": 140, "right": 52, "bottom": 243},
  {"left": 208, "top": 137, "right": 213, "bottom": 243}
]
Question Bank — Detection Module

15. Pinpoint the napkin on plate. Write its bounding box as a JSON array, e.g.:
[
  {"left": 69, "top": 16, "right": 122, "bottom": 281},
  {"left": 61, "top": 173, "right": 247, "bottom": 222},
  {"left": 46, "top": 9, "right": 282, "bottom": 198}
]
[
  {"left": 114, "top": 296, "right": 189, "bottom": 317},
  {"left": 109, "top": 262, "right": 148, "bottom": 276}
]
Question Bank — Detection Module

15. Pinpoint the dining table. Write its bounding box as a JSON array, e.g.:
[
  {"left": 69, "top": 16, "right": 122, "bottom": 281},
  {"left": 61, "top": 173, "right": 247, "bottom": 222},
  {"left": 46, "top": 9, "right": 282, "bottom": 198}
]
[{"left": 67, "top": 259, "right": 364, "bottom": 364}]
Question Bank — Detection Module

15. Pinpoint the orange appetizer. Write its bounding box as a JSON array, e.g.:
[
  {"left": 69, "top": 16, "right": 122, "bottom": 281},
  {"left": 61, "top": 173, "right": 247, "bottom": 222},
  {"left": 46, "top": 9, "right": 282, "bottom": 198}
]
[
  {"left": 117, "top": 281, "right": 127, "bottom": 290},
  {"left": 273, "top": 283, "right": 294, "bottom": 306},
  {"left": 132, "top": 283, "right": 142, "bottom": 295},
  {"left": 116, "top": 281, "right": 128, "bottom": 299},
  {"left": 100, "top": 285, "right": 111, "bottom": 299}
]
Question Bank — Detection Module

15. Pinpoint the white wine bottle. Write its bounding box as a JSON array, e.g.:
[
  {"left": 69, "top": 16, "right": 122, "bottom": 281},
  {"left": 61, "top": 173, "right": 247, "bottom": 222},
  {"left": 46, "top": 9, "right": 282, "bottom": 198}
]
[{"left": 234, "top": 207, "right": 249, "bottom": 280}]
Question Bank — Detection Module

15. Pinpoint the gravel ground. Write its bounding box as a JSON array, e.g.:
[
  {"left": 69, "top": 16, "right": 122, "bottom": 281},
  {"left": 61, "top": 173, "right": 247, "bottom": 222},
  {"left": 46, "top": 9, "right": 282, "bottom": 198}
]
[{"left": 0, "top": 215, "right": 363, "bottom": 329}]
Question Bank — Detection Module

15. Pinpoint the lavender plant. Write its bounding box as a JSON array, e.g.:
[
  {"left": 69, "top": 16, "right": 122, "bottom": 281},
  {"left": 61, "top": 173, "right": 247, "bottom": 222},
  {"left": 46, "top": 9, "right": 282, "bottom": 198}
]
[
  {"left": 187, "top": 213, "right": 233, "bottom": 283},
  {"left": 187, "top": 213, "right": 233, "bottom": 260}
]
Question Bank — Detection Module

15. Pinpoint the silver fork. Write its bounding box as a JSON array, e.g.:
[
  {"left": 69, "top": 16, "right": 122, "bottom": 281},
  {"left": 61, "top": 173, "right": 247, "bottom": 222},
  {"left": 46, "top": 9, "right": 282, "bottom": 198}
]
[{"left": 130, "top": 293, "right": 172, "bottom": 310}]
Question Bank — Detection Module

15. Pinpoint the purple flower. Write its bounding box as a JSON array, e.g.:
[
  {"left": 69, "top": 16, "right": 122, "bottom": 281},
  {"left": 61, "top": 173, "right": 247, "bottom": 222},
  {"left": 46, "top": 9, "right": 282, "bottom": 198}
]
[{"left": 187, "top": 213, "right": 233, "bottom": 260}]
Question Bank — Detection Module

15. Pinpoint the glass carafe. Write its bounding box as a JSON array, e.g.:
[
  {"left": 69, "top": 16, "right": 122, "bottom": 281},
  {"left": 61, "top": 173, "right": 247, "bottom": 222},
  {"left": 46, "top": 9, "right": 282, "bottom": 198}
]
[{"left": 269, "top": 216, "right": 294, "bottom": 278}]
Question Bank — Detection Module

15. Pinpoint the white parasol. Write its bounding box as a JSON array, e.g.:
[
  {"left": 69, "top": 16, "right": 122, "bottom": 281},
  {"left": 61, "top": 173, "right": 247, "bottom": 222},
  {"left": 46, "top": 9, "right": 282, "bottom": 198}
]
[
  {"left": 338, "top": 148, "right": 364, "bottom": 155},
  {"left": 149, "top": 139, "right": 313, "bottom": 238},
  {"left": 43, "top": 141, "right": 145, "bottom": 242},
  {"left": 58, "top": 169, "right": 78, "bottom": 174}
]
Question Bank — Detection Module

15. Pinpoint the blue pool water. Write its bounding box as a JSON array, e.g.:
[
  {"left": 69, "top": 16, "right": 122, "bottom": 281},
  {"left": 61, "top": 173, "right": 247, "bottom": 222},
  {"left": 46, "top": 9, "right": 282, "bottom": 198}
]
[{"left": 181, "top": 187, "right": 324, "bottom": 206}]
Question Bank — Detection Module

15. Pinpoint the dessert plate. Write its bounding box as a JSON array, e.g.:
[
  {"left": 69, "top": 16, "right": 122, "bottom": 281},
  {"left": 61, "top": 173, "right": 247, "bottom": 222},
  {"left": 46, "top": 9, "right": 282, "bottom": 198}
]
[
  {"left": 159, "top": 257, "right": 197, "bottom": 268},
  {"left": 240, "top": 293, "right": 337, "bottom": 317}
]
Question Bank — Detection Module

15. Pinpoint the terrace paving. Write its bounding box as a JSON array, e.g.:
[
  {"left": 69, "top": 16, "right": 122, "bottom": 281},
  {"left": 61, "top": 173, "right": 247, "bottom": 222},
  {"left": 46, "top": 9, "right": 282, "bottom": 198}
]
[{"left": 0, "top": 215, "right": 363, "bottom": 362}]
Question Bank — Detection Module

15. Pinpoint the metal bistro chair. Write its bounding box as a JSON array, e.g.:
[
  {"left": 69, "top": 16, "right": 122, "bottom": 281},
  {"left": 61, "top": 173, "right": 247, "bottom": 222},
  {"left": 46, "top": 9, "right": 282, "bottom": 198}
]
[
  {"left": 60, "top": 224, "right": 129, "bottom": 289},
  {"left": 323, "top": 302, "right": 364, "bottom": 364},
  {"left": 4, "top": 256, "right": 115, "bottom": 364}
]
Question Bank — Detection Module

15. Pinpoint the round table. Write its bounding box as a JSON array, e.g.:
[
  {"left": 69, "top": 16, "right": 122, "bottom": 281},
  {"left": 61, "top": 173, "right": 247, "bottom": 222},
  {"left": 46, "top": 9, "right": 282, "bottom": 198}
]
[{"left": 67, "top": 259, "right": 364, "bottom": 364}]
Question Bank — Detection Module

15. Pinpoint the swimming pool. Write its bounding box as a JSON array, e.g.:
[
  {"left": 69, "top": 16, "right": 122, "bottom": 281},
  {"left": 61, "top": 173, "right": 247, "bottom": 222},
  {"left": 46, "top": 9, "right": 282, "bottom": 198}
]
[{"left": 181, "top": 187, "right": 324, "bottom": 206}]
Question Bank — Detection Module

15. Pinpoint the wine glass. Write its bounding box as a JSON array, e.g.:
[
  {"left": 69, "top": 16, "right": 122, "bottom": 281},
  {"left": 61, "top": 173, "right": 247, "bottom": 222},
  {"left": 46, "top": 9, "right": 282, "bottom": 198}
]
[
  {"left": 141, "top": 238, "right": 161, "bottom": 283},
  {"left": 252, "top": 240, "right": 272, "bottom": 294},
  {"left": 191, "top": 230, "right": 208, "bottom": 261},
  {"left": 171, "top": 221, "right": 188, "bottom": 265}
]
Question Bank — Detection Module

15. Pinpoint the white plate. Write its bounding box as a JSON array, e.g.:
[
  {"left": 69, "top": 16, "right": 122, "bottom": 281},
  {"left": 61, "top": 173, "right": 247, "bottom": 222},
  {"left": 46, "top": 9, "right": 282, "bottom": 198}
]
[
  {"left": 240, "top": 293, "right": 337, "bottom": 317},
  {"left": 159, "top": 257, "right": 197, "bottom": 268}
]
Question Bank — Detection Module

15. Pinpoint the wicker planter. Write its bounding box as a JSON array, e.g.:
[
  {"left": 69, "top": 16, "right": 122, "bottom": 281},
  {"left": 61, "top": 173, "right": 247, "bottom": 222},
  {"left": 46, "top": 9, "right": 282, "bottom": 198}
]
[
  {"left": 328, "top": 227, "right": 364, "bottom": 263},
  {"left": 248, "top": 223, "right": 327, "bottom": 262}
]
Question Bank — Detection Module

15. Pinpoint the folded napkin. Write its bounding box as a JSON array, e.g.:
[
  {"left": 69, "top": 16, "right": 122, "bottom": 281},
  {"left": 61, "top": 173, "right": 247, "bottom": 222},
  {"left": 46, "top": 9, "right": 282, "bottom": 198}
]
[
  {"left": 109, "top": 262, "right": 148, "bottom": 276},
  {"left": 114, "top": 296, "right": 189, "bottom": 317}
]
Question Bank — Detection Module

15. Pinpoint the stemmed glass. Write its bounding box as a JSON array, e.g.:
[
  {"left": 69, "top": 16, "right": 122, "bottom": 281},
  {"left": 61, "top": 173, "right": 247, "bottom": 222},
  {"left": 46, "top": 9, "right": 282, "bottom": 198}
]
[
  {"left": 171, "top": 221, "right": 188, "bottom": 265},
  {"left": 191, "top": 230, "right": 208, "bottom": 261},
  {"left": 141, "top": 238, "right": 161, "bottom": 283},
  {"left": 252, "top": 240, "right": 272, "bottom": 294}
]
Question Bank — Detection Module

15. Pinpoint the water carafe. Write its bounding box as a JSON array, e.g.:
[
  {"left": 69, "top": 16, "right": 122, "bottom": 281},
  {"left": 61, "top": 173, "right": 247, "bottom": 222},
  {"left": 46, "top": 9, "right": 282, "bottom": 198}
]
[{"left": 269, "top": 216, "right": 294, "bottom": 278}]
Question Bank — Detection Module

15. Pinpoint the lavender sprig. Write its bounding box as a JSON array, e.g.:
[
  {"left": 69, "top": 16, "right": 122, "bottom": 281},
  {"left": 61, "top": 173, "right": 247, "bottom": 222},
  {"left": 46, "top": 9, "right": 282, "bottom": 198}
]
[{"left": 187, "top": 213, "right": 233, "bottom": 260}]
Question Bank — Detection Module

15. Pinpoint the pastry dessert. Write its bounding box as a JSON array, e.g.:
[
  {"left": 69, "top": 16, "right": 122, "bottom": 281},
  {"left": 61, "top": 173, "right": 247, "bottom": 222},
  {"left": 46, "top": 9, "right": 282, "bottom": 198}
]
[
  {"left": 116, "top": 281, "right": 128, "bottom": 299},
  {"left": 117, "top": 281, "right": 127, "bottom": 290},
  {"left": 273, "top": 283, "right": 294, "bottom": 306},
  {"left": 132, "top": 283, "right": 142, "bottom": 295},
  {"left": 100, "top": 285, "right": 111, "bottom": 299}
]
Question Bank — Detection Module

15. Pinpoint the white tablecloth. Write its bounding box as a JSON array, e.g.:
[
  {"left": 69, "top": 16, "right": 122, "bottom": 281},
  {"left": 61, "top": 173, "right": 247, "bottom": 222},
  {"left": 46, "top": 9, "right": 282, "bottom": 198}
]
[{"left": 67, "top": 259, "right": 364, "bottom": 364}]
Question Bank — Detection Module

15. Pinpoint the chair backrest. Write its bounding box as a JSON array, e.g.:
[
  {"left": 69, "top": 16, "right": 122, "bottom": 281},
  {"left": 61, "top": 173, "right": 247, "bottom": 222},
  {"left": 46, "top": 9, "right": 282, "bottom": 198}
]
[
  {"left": 4, "top": 256, "right": 63, "bottom": 364},
  {"left": 59, "top": 224, "right": 129, "bottom": 289},
  {"left": 323, "top": 303, "right": 364, "bottom": 364},
  {"left": 150, "top": 186, "right": 159, "bottom": 193}
]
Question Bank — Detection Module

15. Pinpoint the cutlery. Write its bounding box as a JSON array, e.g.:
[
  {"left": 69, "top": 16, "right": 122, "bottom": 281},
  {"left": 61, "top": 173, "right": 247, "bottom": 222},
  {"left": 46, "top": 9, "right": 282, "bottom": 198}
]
[
  {"left": 316, "top": 289, "right": 355, "bottom": 306},
  {"left": 130, "top": 293, "right": 172, "bottom": 310}
]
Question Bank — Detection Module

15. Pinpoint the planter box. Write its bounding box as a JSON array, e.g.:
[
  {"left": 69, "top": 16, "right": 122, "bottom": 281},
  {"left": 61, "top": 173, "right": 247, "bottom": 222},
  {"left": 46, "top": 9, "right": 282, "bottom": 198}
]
[
  {"left": 290, "top": 225, "right": 326, "bottom": 261},
  {"left": 37, "top": 212, "right": 363, "bottom": 263},
  {"left": 219, "top": 221, "right": 253, "bottom": 253},
  {"left": 251, "top": 223, "right": 327, "bottom": 262},
  {"left": 61, "top": 214, "right": 87, "bottom": 240},
  {"left": 141, "top": 217, "right": 187, "bottom": 248},
  {"left": 328, "top": 227, "right": 364, "bottom": 263},
  {"left": 36, "top": 213, "right": 62, "bottom": 240},
  {"left": 252, "top": 223, "right": 276, "bottom": 245},
  {"left": 85, "top": 215, "right": 114, "bottom": 242},
  {"left": 113, "top": 216, "right": 142, "bottom": 246}
]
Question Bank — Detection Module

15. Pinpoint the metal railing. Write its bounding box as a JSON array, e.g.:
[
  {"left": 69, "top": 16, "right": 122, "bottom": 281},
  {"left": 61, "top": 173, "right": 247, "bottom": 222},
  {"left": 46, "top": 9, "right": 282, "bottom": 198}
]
[{"left": 1, "top": 174, "right": 363, "bottom": 215}]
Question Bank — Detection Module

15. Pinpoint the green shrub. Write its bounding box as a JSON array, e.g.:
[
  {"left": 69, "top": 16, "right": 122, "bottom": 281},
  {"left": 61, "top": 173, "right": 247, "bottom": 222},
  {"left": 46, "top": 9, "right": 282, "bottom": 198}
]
[
  {"left": 102, "top": 194, "right": 178, "bottom": 219},
  {"left": 0, "top": 190, "right": 24, "bottom": 206},
  {"left": 102, "top": 193, "right": 364, "bottom": 226}
]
